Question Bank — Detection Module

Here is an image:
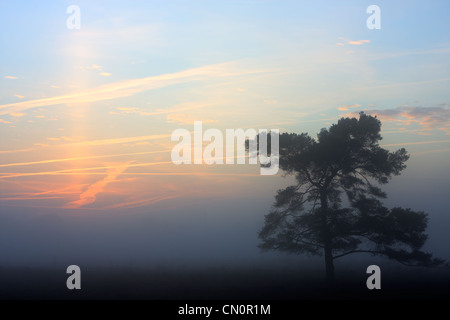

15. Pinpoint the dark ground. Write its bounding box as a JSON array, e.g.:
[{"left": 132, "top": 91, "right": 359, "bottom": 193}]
[{"left": 0, "top": 264, "right": 449, "bottom": 300}]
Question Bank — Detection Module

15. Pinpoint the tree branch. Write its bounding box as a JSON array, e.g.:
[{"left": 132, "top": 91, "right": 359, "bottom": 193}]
[
  {"left": 332, "top": 249, "right": 432, "bottom": 267},
  {"left": 303, "top": 168, "right": 319, "bottom": 188},
  {"left": 333, "top": 249, "right": 384, "bottom": 260},
  {"left": 293, "top": 235, "right": 324, "bottom": 249}
]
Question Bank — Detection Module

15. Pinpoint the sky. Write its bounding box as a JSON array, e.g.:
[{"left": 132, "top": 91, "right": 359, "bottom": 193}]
[{"left": 0, "top": 1, "right": 449, "bottom": 269}]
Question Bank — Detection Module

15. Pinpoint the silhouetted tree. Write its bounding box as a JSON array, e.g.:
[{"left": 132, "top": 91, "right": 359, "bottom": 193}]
[{"left": 249, "top": 112, "right": 443, "bottom": 283}]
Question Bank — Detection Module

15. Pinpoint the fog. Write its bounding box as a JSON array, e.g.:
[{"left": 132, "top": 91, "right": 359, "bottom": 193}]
[
  {"left": 0, "top": 192, "right": 299, "bottom": 268},
  {"left": 0, "top": 154, "right": 449, "bottom": 271}
]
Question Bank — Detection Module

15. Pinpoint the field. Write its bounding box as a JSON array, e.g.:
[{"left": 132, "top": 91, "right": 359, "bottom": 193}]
[{"left": 1, "top": 264, "right": 449, "bottom": 300}]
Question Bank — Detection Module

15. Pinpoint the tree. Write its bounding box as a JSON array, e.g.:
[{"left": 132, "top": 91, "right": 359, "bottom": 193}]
[{"left": 250, "top": 112, "right": 443, "bottom": 283}]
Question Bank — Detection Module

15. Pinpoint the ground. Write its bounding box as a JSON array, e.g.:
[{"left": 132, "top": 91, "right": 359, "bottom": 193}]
[{"left": 0, "top": 264, "right": 449, "bottom": 300}]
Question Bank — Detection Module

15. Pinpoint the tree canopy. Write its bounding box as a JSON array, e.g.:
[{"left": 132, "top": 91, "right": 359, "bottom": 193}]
[{"left": 251, "top": 112, "right": 443, "bottom": 282}]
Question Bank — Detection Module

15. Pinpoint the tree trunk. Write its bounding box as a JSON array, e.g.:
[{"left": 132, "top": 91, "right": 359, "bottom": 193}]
[
  {"left": 324, "top": 238, "right": 335, "bottom": 284},
  {"left": 320, "top": 191, "right": 335, "bottom": 284}
]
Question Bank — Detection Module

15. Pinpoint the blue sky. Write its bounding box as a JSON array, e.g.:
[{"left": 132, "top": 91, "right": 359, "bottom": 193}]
[{"left": 0, "top": 1, "right": 449, "bottom": 267}]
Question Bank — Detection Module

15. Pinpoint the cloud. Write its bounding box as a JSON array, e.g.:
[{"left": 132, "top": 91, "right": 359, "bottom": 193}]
[
  {"left": 263, "top": 99, "right": 277, "bottom": 104},
  {"left": 33, "top": 143, "right": 50, "bottom": 148},
  {"left": 337, "top": 38, "right": 370, "bottom": 46},
  {"left": 117, "top": 107, "right": 137, "bottom": 111},
  {"left": 439, "top": 127, "right": 450, "bottom": 135},
  {"left": 114, "top": 107, "right": 140, "bottom": 114},
  {"left": 0, "top": 119, "right": 12, "bottom": 124},
  {"left": 0, "top": 150, "right": 169, "bottom": 168},
  {"left": 14, "top": 94, "right": 25, "bottom": 99},
  {"left": 112, "top": 102, "right": 214, "bottom": 118},
  {"left": 0, "top": 147, "right": 35, "bottom": 154},
  {"left": 0, "top": 195, "right": 64, "bottom": 201},
  {"left": 381, "top": 139, "right": 450, "bottom": 147},
  {"left": 166, "top": 113, "right": 217, "bottom": 125},
  {"left": 9, "top": 112, "right": 26, "bottom": 117},
  {"left": 4, "top": 76, "right": 18, "bottom": 79},
  {"left": 1, "top": 182, "right": 88, "bottom": 203},
  {"left": 60, "top": 136, "right": 83, "bottom": 142},
  {"left": 0, "top": 169, "right": 263, "bottom": 180},
  {"left": 0, "top": 160, "right": 173, "bottom": 180},
  {"left": 337, "top": 103, "right": 361, "bottom": 111},
  {"left": 67, "top": 133, "right": 172, "bottom": 147},
  {"left": 65, "top": 163, "right": 130, "bottom": 208},
  {"left": 343, "top": 106, "right": 450, "bottom": 134},
  {"left": 45, "top": 136, "right": 85, "bottom": 142},
  {"left": 83, "top": 64, "right": 112, "bottom": 77},
  {"left": 78, "top": 64, "right": 104, "bottom": 71},
  {"left": 348, "top": 40, "right": 370, "bottom": 45},
  {"left": 134, "top": 141, "right": 151, "bottom": 146},
  {"left": 0, "top": 132, "right": 172, "bottom": 156},
  {"left": 0, "top": 62, "right": 265, "bottom": 116}
]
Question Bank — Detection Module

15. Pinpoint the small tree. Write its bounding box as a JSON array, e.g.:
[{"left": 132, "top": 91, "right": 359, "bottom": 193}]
[{"left": 251, "top": 112, "right": 443, "bottom": 283}]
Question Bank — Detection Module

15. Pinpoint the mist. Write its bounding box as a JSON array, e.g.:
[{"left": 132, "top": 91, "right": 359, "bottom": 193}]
[{"left": 1, "top": 153, "right": 449, "bottom": 270}]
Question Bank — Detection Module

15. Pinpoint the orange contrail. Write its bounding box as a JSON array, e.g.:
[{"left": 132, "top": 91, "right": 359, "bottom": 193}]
[
  {"left": 63, "top": 134, "right": 173, "bottom": 147},
  {"left": 0, "top": 150, "right": 170, "bottom": 168},
  {"left": 0, "top": 196, "right": 64, "bottom": 201},
  {"left": 0, "top": 148, "right": 36, "bottom": 154},
  {"left": 0, "top": 132, "right": 184, "bottom": 155},
  {"left": 0, "top": 172, "right": 265, "bottom": 178},
  {"left": 0, "top": 62, "right": 268, "bottom": 115},
  {"left": 65, "top": 165, "right": 129, "bottom": 208},
  {"left": 0, "top": 154, "right": 253, "bottom": 178},
  {"left": 0, "top": 161, "right": 173, "bottom": 179}
]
